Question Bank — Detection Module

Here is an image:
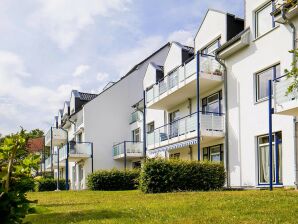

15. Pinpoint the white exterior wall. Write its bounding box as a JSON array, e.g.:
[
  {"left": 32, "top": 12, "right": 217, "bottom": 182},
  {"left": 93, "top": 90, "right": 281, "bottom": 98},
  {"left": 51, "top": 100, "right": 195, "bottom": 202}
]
[
  {"left": 223, "top": 0, "right": 297, "bottom": 187},
  {"left": 83, "top": 46, "right": 170, "bottom": 171},
  {"left": 163, "top": 43, "right": 183, "bottom": 75},
  {"left": 194, "top": 10, "right": 227, "bottom": 52}
]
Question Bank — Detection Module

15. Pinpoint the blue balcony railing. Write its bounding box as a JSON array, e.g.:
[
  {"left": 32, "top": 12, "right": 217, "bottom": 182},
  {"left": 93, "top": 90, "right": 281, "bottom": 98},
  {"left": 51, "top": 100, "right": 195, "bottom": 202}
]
[
  {"left": 146, "top": 54, "right": 223, "bottom": 104},
  {"left": 59, "top": 142, "right": 92, "bottom": 161},
  {"left": 113, "top": 141, "right": 143, "bottom": 157},
  {"left": 147, "top": 111, "right": 225, "bottom": 147}
]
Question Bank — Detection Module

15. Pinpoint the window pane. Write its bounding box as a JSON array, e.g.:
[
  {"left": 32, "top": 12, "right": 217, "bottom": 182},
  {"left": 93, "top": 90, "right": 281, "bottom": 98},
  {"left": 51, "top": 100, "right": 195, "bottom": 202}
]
[
  {"left": 202, "top": 39, "right": 219, "bottom": 55},
  {"left": 210, "top": 146, "right": 221, "bottom": 162},
  {"left": 256, "top": 3, "right": 273, "bottom": 37},
  {"left": 258, "top": 133, "right": 282, "bottom": 184},
  {"left": 257, "top": 68, "right": 273, "bottom": 101}
]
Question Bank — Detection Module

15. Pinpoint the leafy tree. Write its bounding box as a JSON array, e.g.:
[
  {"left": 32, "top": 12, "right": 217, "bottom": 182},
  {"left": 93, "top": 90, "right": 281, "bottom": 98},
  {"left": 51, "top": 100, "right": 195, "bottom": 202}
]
[
  {"left": 0, "top": 128, "right": 40, "bottom": 223},
  {"left": 286, "top": 49, "right": 298, "bottom": 95}
]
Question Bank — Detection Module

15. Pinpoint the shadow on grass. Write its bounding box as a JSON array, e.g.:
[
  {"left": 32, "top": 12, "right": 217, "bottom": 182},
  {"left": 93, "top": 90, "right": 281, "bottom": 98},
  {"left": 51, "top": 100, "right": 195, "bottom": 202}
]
[
  {"left": 41, "top": 202, "right": 94, "bottom": 207},
  {"left": 27, "top": 209, "right": 132, "bottom": 223}
]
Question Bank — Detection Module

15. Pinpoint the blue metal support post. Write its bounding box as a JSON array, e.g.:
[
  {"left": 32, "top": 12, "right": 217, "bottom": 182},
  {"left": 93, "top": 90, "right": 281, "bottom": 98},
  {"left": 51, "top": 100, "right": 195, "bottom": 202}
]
[
  {"left": 196, "top": 51, "right": 201, "bottom": 160},
  {"left": 143, "top": 90, "right": 147, "bottom": 159},
  {"left": 268, "top": 80, "right": 273, "bottom": 191},
  {"left": 91, "top": 142, "right": 94, "bottom": 173},
  {"left": 57, "top": 146, "right": 60, "bottom": 190},
  {"left": 50, "top": 127, "right": 53, "bottom": 174},
  {"left": 124, "top": 141, "right": 127, "bottom": 170},
  {"left": 65, "top": 132, "right": 69, "bottom": 190}
]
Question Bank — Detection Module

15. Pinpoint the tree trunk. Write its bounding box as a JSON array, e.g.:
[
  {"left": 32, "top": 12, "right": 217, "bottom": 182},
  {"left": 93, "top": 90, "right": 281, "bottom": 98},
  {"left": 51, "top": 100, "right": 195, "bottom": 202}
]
[{"left": 4, "top": 146, "right": 17, "bottom": 192}]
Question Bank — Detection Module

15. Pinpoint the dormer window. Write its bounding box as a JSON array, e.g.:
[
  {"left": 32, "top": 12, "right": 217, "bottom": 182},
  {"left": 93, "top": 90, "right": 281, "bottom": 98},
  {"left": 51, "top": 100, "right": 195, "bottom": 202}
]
[
  {"left": 255, "top": 2, "right": 275, "bottom": 38},
  {"left": 201, "top": 39, "right": 220, "bottom": 56}
]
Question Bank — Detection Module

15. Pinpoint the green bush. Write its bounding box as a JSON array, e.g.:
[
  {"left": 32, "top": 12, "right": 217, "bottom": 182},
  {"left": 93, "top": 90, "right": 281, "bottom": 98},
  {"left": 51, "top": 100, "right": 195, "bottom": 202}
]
[
  {"left": 139, "top": 159, "right": 225, "bottom": 193},
  {"left": 87, "top": 169, "right": 140, "bottom": 191},
  {"left": 10, "top": 176, "right": 35, "bottom": 193},
  {"left": 0, "top": 187, "right": 33, "bottom": 224},
  {"left": 35, "top": 178, "right": 67, "bottom": 192}
]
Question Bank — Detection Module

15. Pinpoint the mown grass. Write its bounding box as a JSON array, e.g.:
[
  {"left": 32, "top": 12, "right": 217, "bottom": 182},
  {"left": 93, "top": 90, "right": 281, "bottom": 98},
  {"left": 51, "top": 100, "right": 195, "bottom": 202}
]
[{"left": 26, "top": 189, "right": 298, "bottom": 224}]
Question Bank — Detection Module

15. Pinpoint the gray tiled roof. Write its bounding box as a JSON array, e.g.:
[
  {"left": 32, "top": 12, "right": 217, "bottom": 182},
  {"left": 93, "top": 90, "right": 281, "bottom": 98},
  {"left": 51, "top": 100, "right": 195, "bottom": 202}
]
[{"left": 78, "top": 92, "right": 98, "bottom": 101}]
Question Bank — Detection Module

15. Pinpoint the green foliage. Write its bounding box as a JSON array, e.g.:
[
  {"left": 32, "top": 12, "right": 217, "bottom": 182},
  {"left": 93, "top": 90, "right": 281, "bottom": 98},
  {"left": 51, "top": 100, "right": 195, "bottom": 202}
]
[
  {"left": 87, "top": 169, "right": 140, "bottom": 191},
  {"left": 0, "top": 128, "right": 42, "bottom": 223},
  {"left": 26, "top": 129, "right": 44, "bottom": 139},
  {"left": 139, "top": 159, "right": 225, "bottom": 193},
  {"left": 0, "top": 188, "right": 33, "bottom": 224},
  {"left": 35, "top": 178, "right": 67, "bottom": 192},
  {"left": 286, "top": 49, "right": 298, "bottom": 95},
  {"left": 10, "top": 176, "right": 35, "bottom": 193}
]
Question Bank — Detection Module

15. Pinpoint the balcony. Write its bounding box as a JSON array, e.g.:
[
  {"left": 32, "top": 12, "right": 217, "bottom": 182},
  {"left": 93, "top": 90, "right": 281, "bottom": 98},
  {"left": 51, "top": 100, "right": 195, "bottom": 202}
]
[
  {"left": 113, "top": 141, "right": 143, "bottom": 160},
  {"left": 146, "top": 54, "right": 224, "bottom": 110},
  {"left": 272, "top": 0, "right": 298, "bottom": 23},
  {"left": 130, "top": 111, "right": 142, "bottom": 124},
  {"left": 45, "top": 157, "right": 51, "bottom": 171},
  {"left": 274, "top": 75, "right": 298, "bottom": 116},
  {"left": 59, "top": 142, "right": 92, "bottom": 162},
  {"left": 147, "top": 112, "right": 225, "bottom": 150},
  {"left": 45, "top": 128, "right": 67, "bottom": 147}
]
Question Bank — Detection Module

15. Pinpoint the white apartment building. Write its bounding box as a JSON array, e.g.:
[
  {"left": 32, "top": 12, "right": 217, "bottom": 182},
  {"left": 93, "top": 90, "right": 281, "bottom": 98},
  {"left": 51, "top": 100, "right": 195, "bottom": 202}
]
[
  {"left": 216, "top": 0, "right": 298, "bottom": 188},
  {"left": 44, "top": 44, "right": 170, "bottom": 190},
  {"left": 43, "top": 0, "right": 298, "bottom": 190},
  {"left": 143, "top": 10, "right": 244, "bottom": 184},
  {"left": 143, "top": 1, "right": 298, "bottom": 188}
]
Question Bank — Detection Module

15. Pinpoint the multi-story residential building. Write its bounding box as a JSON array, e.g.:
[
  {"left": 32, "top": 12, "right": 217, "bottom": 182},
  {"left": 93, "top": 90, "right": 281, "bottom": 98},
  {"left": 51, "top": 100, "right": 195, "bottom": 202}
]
[
  {"left": 143, "top": 10, "right": 244, "bottom": 183},
  {"left": 44, "top": 43, "right": 170, "bottom": 189},
  {"left": 43, "top": 1, "right": 298, "bottom": 190},
  {"left": 214, "top": 0, "right": 298, "bottom": 188}
]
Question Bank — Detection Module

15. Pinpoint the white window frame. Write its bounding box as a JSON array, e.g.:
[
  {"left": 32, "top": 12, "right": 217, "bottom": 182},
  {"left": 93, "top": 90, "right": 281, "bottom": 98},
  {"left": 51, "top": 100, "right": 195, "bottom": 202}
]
[
  {"left": 255, "top": 64, "right": 280, "bottom": 102},
  {"left": 255, "top": 2, "right": 275, "bottom": 38}
]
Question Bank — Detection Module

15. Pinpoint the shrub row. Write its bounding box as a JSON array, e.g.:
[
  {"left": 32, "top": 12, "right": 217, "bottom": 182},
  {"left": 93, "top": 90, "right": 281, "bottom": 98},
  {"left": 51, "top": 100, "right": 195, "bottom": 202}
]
[
  {"left": 139, "top": 159, "right": 225, "bottom": 193},
  {"left": 87, "top": 169, "right": 140, "bottom": 191},
  {"left": 35, "top": 178, "right": 67, "bottom": 192}
]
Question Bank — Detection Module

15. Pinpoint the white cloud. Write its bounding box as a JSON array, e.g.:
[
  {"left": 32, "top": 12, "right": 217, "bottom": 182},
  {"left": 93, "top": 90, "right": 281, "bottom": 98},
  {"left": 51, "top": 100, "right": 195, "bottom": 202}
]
[
  {"left": 98, "top": 36, "right": 165, "bottom": 77},
  {"left": 96, "top": 72, "right": 109, "bottom": 82},
  {"left": 29, "top": 0, "right": 132, "bottom": 50},
  {"left": 167, "top": 30, "right": 194, "bottom": 47},
  {"left": 72, "top": 64, "right": 90, "bottom": 77},
  {"left": 0, "top": 51, "right": 79, "bottom": 134}
]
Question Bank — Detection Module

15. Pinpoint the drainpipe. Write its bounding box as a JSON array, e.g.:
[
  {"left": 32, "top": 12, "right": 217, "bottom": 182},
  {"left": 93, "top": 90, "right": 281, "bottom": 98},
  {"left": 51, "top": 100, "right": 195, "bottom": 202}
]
[
  {"left": 143, "top": 91, "right": 147, "bottom": 160},
  {"left": 215, "top": 53, "right": 230, "bottom": 188},
  {"left": 281, "top": 5, "right": 297, "bottom": 65},
  {"left": 293, "top": 118, "right": 298, "bottom": 189},
  {"left": 281, "top": 4, "right": 298, "bottom": 189}
]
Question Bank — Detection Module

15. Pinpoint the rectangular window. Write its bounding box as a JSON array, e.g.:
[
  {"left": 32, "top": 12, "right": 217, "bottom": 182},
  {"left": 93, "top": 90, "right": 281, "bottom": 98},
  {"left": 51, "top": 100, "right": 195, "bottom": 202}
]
[
  {"left": 77, "top": 133, "right": 82, "bottom": 142},
  {"left": 256, "top": 64, "right": 280, "bottom": 101},
  {"left": 202, "top": 39, "right": 220, "bottom": 55},
  {"left": 170, "top": 153, "right": 180, "bottom": 159},
  {"left": 169, "top": 110, "right": 180, "bottom": 138},
  {"left": 257, "top": 132, "right": 282, "bottom": 185},
  {"left": 147, "top": 122, "right": 155, "bottom": 133},
  {"left": 132, "top": 128, "right": 140, "bottom": 142},
  {"left": 202, "top": 91, "right": 222, "bottom": 114},
  {"left": 255, "top": 2, "right": 275, "bottom": 38},
  {"left": 203, "top": 144, "right": 223, "bottom": 162}
]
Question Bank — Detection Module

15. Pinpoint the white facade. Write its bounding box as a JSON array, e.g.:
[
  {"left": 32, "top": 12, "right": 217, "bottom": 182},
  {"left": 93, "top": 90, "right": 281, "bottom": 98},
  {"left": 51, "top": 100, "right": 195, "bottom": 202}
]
[
  {"left": 216, "top": 0, "right": 298, "bottom": 187},
  {"left": 45, "top": 44, "right": 170, "bottom": 189},
  {"left": 44, "top": 1, "right": 298, "bottom": 190}
]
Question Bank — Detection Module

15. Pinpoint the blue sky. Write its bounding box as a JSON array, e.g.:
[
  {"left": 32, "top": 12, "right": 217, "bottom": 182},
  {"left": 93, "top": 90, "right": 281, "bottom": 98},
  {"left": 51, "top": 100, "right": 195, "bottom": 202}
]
[{"left": 0, "top": 0, "right": 243, "bottom": 135}]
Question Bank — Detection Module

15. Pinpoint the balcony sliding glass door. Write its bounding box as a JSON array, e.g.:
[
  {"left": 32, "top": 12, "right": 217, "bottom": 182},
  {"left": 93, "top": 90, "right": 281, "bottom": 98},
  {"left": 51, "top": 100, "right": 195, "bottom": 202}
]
[{"left": 258, "top": 132, "right": 282, "bottom": 185}]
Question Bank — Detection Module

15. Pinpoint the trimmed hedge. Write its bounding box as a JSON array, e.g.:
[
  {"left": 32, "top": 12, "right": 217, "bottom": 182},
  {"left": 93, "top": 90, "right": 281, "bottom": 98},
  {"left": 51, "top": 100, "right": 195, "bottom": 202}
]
[
  {"left": 10, "top": 176, "right": 35, "bottom": 193},
  {"left": 87, "top": 169, "right": 140, "bottom": 191},
  {"left": 35, "top": 178, "right": 67, "bottom": 191},
  {"left": 139, "top": 159, "right": 225, "bottom": 193}
]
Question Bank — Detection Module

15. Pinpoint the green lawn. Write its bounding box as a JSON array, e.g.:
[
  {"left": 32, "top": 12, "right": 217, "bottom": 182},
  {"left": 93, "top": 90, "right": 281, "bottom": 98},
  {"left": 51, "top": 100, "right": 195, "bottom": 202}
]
[{"left": 26, "top": 189, "right": 298, "bottom": 224}]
